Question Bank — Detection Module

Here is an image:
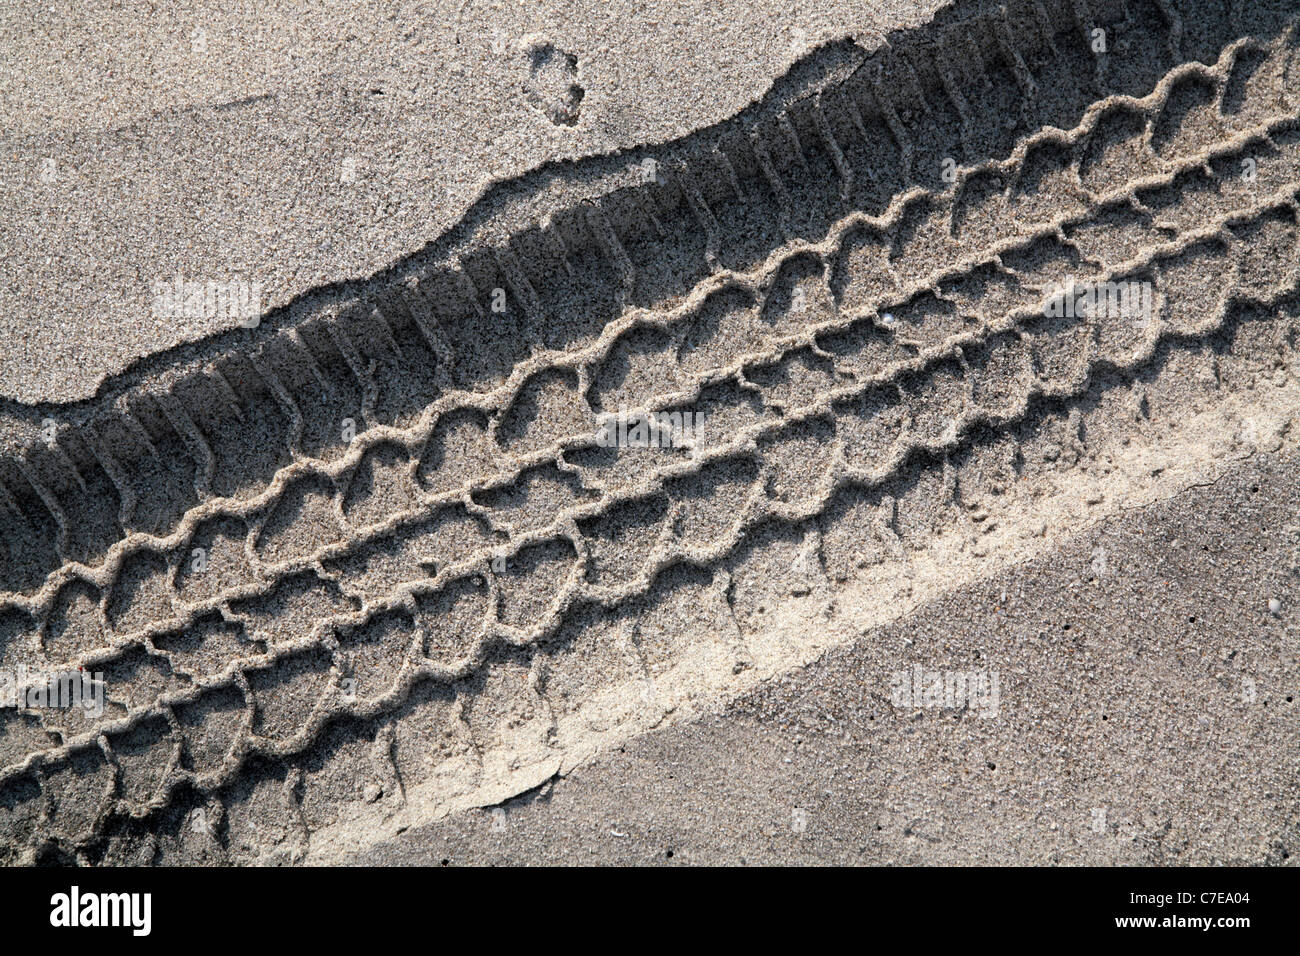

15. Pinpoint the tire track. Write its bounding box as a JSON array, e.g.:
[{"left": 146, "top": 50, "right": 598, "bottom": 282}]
[{"left": 1, "top": 0, "right": 1298, "bottom": 863}]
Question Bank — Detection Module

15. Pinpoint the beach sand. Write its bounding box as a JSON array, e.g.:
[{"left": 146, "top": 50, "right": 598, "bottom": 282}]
[{"left": 0, "top": 0, "right": 1296, "bottom": 865}]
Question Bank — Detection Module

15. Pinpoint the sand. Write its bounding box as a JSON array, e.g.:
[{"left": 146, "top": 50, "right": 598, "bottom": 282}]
[
  {"left": 348, "top": 449, "right": 1300, "bottom": 865},
  {"left": 0, "top": 0, "right": 945, "bottom": 405},
  {"left": 0, "top": 0, "right": 1296, "bottom": 865}
]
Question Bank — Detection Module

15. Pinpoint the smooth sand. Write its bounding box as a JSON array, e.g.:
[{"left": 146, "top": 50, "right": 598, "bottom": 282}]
[{"left": 0, "top": 0, "right": 944, "bottom": 404}]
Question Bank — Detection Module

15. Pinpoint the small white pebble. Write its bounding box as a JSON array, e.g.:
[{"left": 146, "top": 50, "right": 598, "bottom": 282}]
[{"left": 1268, "top": 598, "right": 1282, "bottom": 616}]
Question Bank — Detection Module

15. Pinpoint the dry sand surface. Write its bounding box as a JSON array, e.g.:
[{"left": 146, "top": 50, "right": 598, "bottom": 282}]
[
  {"left": 0, "top": 0, "right": 945, "bottom": 403},
  {"left": 0, "top": 0, "right": 1297, "bottom": 865},
  {"left": 350, "top": 449, "right": 1300, "bottom": 865}
]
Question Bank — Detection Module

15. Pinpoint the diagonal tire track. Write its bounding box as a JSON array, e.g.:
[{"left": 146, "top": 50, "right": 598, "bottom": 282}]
[{"left": 2, "top": 0, "right": 1299, "bottom": 863}]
